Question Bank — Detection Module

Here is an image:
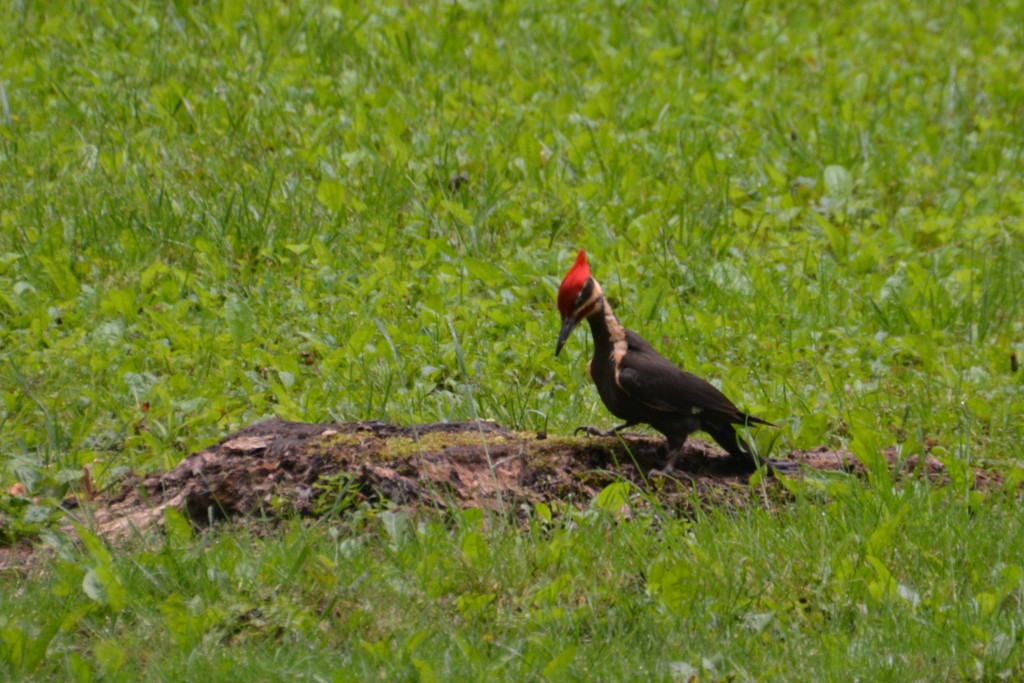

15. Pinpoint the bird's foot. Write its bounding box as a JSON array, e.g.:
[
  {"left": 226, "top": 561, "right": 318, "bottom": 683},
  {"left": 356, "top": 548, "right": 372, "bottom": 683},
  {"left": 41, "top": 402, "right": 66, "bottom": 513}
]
[
  {"left": 574, "top": 425, "right": 620, "bottom": 438},
  {"left": 764, "top": 458, "right": 799, "bottom": 474},
  {"left": 647, "top": 466, "right": 694, "bottom": 483},
  {"left": 647, "top": 450, "right": 692, "bottom": 482},
  {"left": 738, "top": 458, "right": 799, "bottom": 476}
]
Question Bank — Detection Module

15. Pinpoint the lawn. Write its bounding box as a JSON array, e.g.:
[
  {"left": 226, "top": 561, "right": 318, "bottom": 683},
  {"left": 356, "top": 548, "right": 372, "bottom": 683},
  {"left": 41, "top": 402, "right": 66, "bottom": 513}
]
[{"left": 2, "top": 0, "right": 1023, "bottom": 679}]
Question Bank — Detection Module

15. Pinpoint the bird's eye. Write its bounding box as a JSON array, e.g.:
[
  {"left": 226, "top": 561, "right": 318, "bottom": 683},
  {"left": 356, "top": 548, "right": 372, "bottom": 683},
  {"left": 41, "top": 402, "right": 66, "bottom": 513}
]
[{"left": 574, "top": 279, "right": 593, "bottom": 306}]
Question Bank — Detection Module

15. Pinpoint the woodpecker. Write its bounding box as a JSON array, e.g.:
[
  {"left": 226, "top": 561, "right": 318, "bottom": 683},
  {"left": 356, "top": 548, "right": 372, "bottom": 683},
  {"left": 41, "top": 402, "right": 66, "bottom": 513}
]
[{"left": 556, "top": 250, "right": 779, "bottom": 475}]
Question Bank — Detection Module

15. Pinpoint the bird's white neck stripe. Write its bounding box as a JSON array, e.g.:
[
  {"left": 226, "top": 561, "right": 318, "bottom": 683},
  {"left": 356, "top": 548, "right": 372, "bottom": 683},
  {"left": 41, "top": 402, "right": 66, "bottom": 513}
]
[
  {"left": 580, "top": 279, "right": 628, "bottom": 375},
  {"left": 596, "top": 287, "right": 628, "bottom": 388},
  {"left": 602, "top": 297, "right": 628, "bottom": 361}
]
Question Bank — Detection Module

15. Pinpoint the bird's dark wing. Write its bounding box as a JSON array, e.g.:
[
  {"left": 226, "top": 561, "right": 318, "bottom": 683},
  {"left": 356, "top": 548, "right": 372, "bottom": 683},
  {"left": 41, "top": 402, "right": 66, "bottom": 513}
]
[{"left": 616, "top": 329, "right": 759, "bottom": 422}]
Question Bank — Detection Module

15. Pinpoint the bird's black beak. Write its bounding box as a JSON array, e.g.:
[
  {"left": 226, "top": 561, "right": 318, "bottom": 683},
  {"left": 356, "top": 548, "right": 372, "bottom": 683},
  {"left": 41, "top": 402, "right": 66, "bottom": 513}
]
[{"left": 556, "top": 316, "right": 578, "bottom": 356}]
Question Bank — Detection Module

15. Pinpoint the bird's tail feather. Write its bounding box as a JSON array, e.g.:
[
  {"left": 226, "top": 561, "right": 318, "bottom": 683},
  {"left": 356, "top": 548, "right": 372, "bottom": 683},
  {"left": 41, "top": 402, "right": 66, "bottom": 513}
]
[
  {"left": 704, "top": 422, "right": 754, "bottom": 462},
  {"left": 737, "top": 412, "right": 776, "bottom": 428}
]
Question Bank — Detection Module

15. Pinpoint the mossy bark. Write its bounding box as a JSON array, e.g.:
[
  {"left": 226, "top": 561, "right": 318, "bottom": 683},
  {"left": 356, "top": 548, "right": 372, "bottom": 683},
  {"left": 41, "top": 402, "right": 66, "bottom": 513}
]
[{"left": 86, "top": 418, "right": 950, "bottom": 538}]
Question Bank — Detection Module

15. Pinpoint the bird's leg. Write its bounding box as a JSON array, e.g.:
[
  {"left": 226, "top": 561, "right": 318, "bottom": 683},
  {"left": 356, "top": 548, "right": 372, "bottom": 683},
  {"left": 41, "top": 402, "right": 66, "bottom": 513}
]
[
  {"left": 573, "top": 422, "right": 635, "bottom": 438},
  {"left": 648, "top": 442, "right": 693, "bottom": 482}
]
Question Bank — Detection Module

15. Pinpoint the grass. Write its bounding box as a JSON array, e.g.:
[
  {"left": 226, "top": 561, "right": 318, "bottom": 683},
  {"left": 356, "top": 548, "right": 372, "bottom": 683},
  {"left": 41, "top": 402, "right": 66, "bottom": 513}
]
[
  {"left": 1, "top": 0, "right": 1023, "bottom": 679},
  {"left": 4, "top": 484, "right": 1024, "bottom": 680}
]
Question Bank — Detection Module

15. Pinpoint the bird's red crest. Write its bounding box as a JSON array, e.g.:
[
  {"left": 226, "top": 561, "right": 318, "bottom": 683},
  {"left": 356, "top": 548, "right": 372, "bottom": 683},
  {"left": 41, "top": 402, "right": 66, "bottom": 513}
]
[{"left": 558, "top": 250, "right": 591, "bottom": 318}]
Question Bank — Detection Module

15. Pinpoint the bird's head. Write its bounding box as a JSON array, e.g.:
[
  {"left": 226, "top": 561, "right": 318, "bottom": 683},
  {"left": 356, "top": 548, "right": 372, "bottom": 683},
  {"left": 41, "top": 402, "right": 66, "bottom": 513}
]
[{"left": 556, "top": 250, "right": 602, "bottom": 356}]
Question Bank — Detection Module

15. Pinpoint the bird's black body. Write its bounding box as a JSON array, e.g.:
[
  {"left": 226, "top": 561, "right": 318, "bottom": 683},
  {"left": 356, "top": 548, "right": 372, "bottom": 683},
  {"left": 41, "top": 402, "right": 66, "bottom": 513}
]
[
  {"left": 557, "top": 250, "right": 773, "bottom": 473},
  {"left": 586, "top": 306, "right": 768, "bottom": 466}
]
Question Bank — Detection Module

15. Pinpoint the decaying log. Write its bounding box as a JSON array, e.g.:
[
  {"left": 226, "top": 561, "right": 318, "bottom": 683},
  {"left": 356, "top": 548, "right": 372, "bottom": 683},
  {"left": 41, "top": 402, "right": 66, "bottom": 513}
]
[{"left": 79, "top": 418, "right": 951, "bottom": 538}]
